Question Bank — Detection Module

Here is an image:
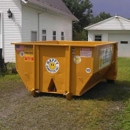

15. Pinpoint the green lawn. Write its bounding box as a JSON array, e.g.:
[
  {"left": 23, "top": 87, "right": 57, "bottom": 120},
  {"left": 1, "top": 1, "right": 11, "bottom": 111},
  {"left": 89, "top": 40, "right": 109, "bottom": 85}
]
[{"left": 0, "top": 58, "right": 130, "bottom": 130}]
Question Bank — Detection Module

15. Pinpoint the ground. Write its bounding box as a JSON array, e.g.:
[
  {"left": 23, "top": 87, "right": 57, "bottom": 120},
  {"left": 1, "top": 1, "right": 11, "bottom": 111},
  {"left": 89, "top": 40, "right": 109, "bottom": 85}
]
[{"left": 0, "top": 58, "right": 130, "bottom": 130}]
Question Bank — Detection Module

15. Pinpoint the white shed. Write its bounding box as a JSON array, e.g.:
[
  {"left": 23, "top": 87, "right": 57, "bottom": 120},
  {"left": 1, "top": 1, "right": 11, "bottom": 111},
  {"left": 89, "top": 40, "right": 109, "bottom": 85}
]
[
  {"left": 85, "top": 16, "right": 130, "bottom": 57},
  {"left": 0, "top": 0, "right": 78, "bottom": 62}
]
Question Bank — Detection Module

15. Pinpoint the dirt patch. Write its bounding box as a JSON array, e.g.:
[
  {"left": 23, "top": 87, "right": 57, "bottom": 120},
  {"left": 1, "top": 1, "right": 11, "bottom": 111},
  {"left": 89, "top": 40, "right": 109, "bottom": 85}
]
[{"left": 0, "top": 77, "right": 128, "bottom": 130}]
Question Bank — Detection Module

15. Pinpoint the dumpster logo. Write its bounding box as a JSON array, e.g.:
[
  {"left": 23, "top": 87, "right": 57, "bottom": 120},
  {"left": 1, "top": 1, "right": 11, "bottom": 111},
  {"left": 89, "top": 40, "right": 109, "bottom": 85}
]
[
  {"left": 16, "top": 45, "right": 24, "bottom": 51},
  {"left": 19, "top": 51, "right": 24, "bottom": 57},
  {"left": 24, "top": 56, "right": 34, "bottom": 61},
  {"left": 86, "top": 68, "right": 91, "bottom": 73},
  {"left": 74, "top": 56, "right": 81, "bottom": 64},
  {"left": 45, "top": 58, "right": 59, "bottom": 73},
  {"left": 99, "top": 46, "right": 113, "bottom": 69}
]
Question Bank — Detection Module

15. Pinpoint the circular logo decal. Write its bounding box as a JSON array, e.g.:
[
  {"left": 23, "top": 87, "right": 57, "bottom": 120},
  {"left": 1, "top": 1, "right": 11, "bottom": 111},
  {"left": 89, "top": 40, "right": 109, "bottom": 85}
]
[
  {"left": 74, "top": 56, "right": 81, "bottom": 64},
  {"left": 20, "top": 51, "right": 24, "bottom": 57},
  {"left": 45, "top": 58, "right": 59, "bottom": 73},
  {"left": 86, "top": 68, "right": 91, "bottom": 73}
]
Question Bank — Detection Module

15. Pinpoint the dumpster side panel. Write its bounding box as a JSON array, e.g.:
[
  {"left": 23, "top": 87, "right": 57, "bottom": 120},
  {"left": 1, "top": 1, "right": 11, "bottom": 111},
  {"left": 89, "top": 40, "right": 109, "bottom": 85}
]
[
  {"left": 70, "top": 47, "right": 94, "bottom": 95},
  {"left": 80, "top": 67, "right": 109, "bottom": 95},
  {"left": 15, "top": 45, "right": 34, "bottom": 91},
  {"left": 93, "top": 44, "right": 115, "bottom": 73},
  {"left": 104, "top": 43, "right": 118, "bottom": 80},
  {"left": 80, "top": 43, "right": 117, "bottom": 95},
  {"left": 39, "top": 46, "right": 67, "bottom": 93}
]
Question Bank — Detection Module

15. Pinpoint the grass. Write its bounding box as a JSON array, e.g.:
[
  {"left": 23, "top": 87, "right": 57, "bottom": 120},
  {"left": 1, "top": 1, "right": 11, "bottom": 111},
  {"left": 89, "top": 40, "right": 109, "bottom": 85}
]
[{"left": 0, "top": 58, "right": 130, "bottom": 130}]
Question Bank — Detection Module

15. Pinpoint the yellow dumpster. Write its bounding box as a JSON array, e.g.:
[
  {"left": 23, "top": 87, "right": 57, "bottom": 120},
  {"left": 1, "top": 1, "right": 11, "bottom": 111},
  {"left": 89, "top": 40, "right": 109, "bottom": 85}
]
[{"left": 12, "top": 41, "right": 117, "bottom": 99}]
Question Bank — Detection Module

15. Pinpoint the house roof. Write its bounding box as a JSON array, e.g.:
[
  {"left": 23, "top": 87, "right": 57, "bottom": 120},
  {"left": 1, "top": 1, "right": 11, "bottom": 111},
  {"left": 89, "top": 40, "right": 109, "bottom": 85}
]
[
  {"left": 22, "top": 0, "right": 78, "bottom": 21},
  {"left": 84, "top": 15, "right": 130, "bottom": 30}
]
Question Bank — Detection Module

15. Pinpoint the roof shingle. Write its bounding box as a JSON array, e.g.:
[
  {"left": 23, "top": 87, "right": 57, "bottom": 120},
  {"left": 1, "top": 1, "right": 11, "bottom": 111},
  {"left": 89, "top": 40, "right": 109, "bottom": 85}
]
[{"left": 26, "top": 0, "right": 78, "bottom": 21}]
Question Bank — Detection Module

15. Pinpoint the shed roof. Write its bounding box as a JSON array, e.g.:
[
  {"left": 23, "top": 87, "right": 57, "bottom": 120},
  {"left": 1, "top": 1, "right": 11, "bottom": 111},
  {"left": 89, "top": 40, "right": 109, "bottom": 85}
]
[
  {"left": 84, "top": 16, "right": 130, "bottom": 30},
  {"left": 22, "top": 0, "right": 78, "bottom": 21}
]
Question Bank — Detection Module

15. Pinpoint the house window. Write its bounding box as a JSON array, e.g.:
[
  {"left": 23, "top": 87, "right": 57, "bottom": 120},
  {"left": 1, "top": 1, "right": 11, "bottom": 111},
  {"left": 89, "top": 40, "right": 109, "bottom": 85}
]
[
  {"left": 31, "top": 31, "right": 37, "bottom": 41},
  {"left": 95, "top": 35, "right": 102, "bottom": 41},
  {"left": 61, "top": 32, "right": 64, "bottom": 40},
  {"left": 42, "top": 30, "right": 46, "bottom": 41},
  {"left": 53, "top": 31, "right": 56, "bottom": 40},
  {"left": 120, "top": 41, "right": 128, "bottom": 44}
]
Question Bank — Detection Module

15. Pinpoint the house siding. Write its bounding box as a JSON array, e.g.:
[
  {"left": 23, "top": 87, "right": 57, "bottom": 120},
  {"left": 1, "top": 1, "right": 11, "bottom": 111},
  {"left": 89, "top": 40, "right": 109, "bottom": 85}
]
[
  {"left": 0, "top": 1, "right": 73, "bottom": 62},
  {"left": 22, "top": 6, "right": 72, "bottom": 42},
  {"left": 39, "top": 12, "right": 72, "bottom": 40},
  {"left": 88, "top": 30, "right": 130, "bottom": 57},
  {"left": 86, "top": 16, "right": 130, "bottom": 57},
  {"left": 88, "top": 30, "right": 130, "bottom": 41},
  {"left": 88, "top": 30, "right": 108, "bottom": 41},
  {"left": 22, "top": 6, "right": 38, "bottom": 42},
  {"left": 0, "top": 0, "right": 22, "bottom": 62}
]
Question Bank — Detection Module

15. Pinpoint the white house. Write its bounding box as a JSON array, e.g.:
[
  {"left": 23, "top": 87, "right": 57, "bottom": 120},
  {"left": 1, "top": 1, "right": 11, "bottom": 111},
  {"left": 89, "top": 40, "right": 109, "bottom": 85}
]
[
  {"left": 0, "top": 0, "right": 78, "bottom": 62},
  {"left": 85, "top": 15, "right": 130, "bottom": 57}
]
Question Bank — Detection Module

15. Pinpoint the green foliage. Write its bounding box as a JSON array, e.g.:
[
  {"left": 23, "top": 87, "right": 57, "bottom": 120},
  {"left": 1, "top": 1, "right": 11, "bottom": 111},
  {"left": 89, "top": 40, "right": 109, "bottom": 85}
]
[
  {"left": 113, "top": 58, "right": 130, "bottom": 130},
  {"left": 91, "top": 11, "right": 112, "bottom": 24},
  {"left": 63, "top": 0, "right": 93, "bottom": 40},
  {"left": 63, "top": 1, "right": 112, "bottom": 40},
  {"left": 74, "top": 30, "right": 88, "bottom": 40},
  {"left": 0, "top": 57, "right": 7, "bottom": 76},
  {"left": 5, "top": 62, "right": 17, "bottom": 75},
  {"left": 0, "top": 61, "right": 17, "bottom": 76}
]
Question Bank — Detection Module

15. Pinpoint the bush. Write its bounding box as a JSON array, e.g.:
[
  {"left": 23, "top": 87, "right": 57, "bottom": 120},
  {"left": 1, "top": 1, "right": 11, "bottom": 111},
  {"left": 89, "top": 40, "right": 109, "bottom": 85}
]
[
  {"left": 0, "top": 49, "right": 17, "bottom": 76},
  {"left": 6, "top": 62, "right": 17, "bottom": 75},
  {"left": 73, "top": 30, "right": 88, "bottom": 41},
  {"left": 0, "top": 57, "right": 7, "bottom": 76}
]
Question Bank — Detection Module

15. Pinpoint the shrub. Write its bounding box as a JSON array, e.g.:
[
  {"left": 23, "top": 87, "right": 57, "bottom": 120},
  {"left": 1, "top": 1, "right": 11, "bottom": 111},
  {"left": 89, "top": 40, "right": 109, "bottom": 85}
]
[{"left": 0, "top": 57, "right": 7, "bottom": 76}]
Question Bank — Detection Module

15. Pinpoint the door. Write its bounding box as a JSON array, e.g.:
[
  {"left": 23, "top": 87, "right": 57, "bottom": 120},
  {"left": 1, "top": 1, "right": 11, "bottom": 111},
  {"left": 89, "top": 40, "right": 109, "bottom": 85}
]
[{"left": 108, "top": 34, "right": 130, "bottom": 57}]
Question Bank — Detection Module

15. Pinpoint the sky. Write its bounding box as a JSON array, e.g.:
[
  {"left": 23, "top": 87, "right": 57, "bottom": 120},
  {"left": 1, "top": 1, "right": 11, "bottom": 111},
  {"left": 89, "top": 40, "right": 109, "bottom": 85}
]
[{"left": 90, "top": 0, "right": 130, "bottom": 18}]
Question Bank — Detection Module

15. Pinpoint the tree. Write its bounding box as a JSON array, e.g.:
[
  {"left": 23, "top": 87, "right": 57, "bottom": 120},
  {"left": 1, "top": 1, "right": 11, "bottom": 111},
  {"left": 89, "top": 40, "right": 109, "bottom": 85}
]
[
  {"left": 91, "top": 11, "right": 112, "bottom": 24},
  {"left": 63, "top": 0, "right": 93, "bottom": 40}
]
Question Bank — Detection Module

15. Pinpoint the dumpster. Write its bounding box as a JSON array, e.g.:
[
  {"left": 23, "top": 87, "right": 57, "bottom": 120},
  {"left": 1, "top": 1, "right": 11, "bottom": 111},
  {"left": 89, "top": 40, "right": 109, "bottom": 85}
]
[{"left": 12, "top": 41, "right": 118, "bottom": 99}]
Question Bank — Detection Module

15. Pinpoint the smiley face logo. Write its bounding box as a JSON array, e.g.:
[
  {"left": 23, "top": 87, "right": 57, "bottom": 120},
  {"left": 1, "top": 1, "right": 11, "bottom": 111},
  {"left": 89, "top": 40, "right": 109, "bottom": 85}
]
[
  {"left": 49, "top": 62, "right": 56, "bottom": 70},
  {"left": 45, "top": 58, "right": 59, "bottom": 73}
]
